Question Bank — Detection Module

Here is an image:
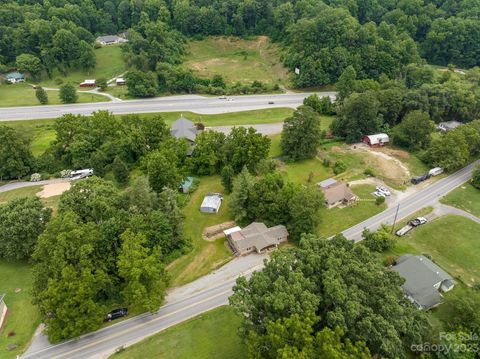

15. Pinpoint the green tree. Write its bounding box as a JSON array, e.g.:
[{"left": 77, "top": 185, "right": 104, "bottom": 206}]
[
  {"left": 146, "top": 147, "right": 182, "bottom": 192},
  {"left": 112, "top": 156, "right": 129, "bottom": 185},
  {"left": 32, "top": 212, "right": 108, "bottom": 342},
  {"left": 96, "top": 78, "right": 108, "bottom": 91},
  {"left": 35, "top": 86, "right": 49, "bottom": 104},
  {"left": 0, "top": 125, "right": 35, "bottom": 180},
  {"left": 126, "top": 70, "right": 158, "bottom": 97},
  {"left": 425, "top": 131, "right": 470, "bottom": 171},
  {"left": 59, "top": 83, "right": 78, "bottom": 104},
  {"left": 362, "top": 225, "right": 396, "bottom": 252},
  {"left": 117, "top": 230, "right": 168, "bottom": 312},
  {"left": 230, "top": 235, "right": 430, "bottom": 358},
  {"left": 16, "top": 53, "right": 43, "bottom": 79},
  {"left": 229, "top": 167, "right": 255, "bottom": 225},
  {"left": 337, "top": 66, "right": 357, "bottom": 101},
  {"left": 190, "top": 131, "right": 226, "bottom": 175},
  {"left": 471, "top": 165, "right": 480, "bottom": 189},
  {"left": 393, "top": 111, "right": 435, "bottom": 150},
  {"left": 224, "top": 127, "right": 270, "bottom": 173},
  {"left": 221, "top": 165, "right": 235, "bottom": 193},
  {"left": 281, "top": 105, "right": 322, "bottom": 161},
  {"left": 77, "top": 40, "right": 96, "bottom": 70},
  {"left": 0, "top": 197, "right": 52, "bottom": 260},
  {"left": 211, "top": 74, "right": 226, "bottom": 88}
]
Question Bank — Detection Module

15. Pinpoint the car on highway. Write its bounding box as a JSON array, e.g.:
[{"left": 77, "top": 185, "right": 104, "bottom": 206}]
[
  {"left": 409, "top": 217, "right": 427, "bottom": 227},
  {"left": 227, "top": 98, "right": 234, "bottom": 101},
  {"left": 376, "top": 186, "right": 391, "bottom": 196},
  {"left": 218, "top": 95, "right": 227, "bottom": 99},
  {"left": 268, "top": 101, "right": 275, "bottom": 104},
  {"left": 106, "top": 308, "right": 128, "bottom": 321}
]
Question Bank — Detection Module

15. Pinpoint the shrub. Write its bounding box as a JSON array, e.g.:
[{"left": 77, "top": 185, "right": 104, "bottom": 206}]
[
  {"left": 375, "top": 196, "right": 385, "bottom": 205},
  {"left": 54, "top": 78, "right": 64, "bottom": 85},
  {"left": 364, "top": 168, "right": 375, "bottom": 177},
  {"left": 333, "top": 160, "right": 346, "bottom": 174}
]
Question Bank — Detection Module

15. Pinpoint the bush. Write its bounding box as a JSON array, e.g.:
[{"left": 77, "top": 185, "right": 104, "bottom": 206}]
[
  {"left": 54, "top": 78, "right": 64, "bottom": 85},
  {"left": 96, "top": 78, "right": 108, "bottom": 91},
  {"left": 364, "top": 168, "right": 375, "bottom": 177},
  {"left": 384, "top": 255, "right": 397, "bottom": 266},
  {"left": 322, "top": 158, "right": 331, "bottom": 167},
  {"left": 333, "top": 160, "right": 346, "bottom": 174},
  {"left": 362, "top": 226, "right": 395, "bottom": 252},
  {"left": 375, "top": 196, "right": 385, "bottom": 205},
  {"left": 59, "top": 83, "right": 78, "bottom": 104}
]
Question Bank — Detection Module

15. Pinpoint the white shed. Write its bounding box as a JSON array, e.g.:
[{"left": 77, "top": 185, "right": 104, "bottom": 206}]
[{"left": 200, "top": 193, "right": 223, "bottom": 213}]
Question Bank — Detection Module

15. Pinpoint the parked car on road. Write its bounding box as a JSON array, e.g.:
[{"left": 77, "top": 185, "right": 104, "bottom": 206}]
[
  {"left": 106, "top": 308, "right": 128, "bottom": 322},
  {"left": 376, "top": 186, "right": 391, "bottom": 196},
  {"left": 409, "top": 217, "right": 427, "bottom": 227},
  {"left": 411, "top": 173, "right": 431, "bottom": 184},
  {"left": 428, "top": 167, "right": 444, "bottom": 177}
]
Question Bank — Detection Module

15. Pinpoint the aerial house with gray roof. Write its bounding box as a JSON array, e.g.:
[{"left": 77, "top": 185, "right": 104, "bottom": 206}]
[{"left": 393, "top": 254, "right": 455, "bottom": 310}]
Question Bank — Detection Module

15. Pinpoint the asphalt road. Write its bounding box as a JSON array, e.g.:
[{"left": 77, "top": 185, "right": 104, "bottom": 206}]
[
  {"left": 342, "top": 159, "right": 480, "bottom": 241},
  {"left": 0, "top": 92, "right": 335, "bottom": 121},
  {"left": 18, "top": 160, "right": 479, "bottom": 359}
]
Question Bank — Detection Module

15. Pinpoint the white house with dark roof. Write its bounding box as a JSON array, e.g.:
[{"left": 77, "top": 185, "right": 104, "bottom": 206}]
[{"left": 393, "top": 254, "right": 455, "bottom": 310}]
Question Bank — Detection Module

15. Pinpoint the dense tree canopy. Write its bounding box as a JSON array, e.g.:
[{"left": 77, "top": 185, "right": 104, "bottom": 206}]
[
  {"left": 230, "top": 235, "right": 430, "bottom": 358},
  {"left": 0, "top": 125, "right": 35, "bottom": 180},
  {"left": 32, "top": 177, "right": 186, "bottom": 341},
  {"left": 0, "top": 197, "right": 52, "bottom": 261}
]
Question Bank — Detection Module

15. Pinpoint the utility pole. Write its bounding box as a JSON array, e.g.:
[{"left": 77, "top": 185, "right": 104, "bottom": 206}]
[{"left": 391, "top": 203, "right": 400, "bottom": 234}]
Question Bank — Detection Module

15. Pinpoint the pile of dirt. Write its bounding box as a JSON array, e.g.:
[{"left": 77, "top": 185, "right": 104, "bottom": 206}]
[
  {"left": 36, "top": 181, "right": 71, "bottom": 198},
  {"left": 203, "top": 221, "right": 236, "bottom": 242}
]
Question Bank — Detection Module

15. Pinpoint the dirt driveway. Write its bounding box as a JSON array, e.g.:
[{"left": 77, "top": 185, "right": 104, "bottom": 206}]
[{"left": 36, "top": 181, "right": 71, "bottom": 198}]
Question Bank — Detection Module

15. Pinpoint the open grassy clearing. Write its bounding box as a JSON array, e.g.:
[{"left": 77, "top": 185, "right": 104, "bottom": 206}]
[
  {"left": 3, "top": 108, "right": 293, "bottom": 157},
  {"left": 35, "top": 45, "right": 126, "bottom": 88},
  {"left": 111, "top": 306, "right": 245, "bottom": 359},
  {"left": 167, "top": 176, "right": 233, "bottom": 287},
  {"left": 387, "top": 215, "right": 480, "bottom": 286},
  {"left": 440, "top": 183, "right": 480, "bottom": 217},
  {"left": 0, "top": 261, "right": 41, "bottom": 359},
  {"left": 184, "top": 36, "right": 288, "bottom": 86},
  {"left": 0, "top": 83, "right": 108, "bottom": 107},
  {"left": 0, "top": 185, "right": 61, "bottom": 215}
]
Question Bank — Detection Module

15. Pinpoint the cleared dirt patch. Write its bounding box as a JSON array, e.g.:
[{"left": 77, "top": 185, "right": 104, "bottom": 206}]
[
  {"left": 203, "top": 221, "right": 236, "bottom": 242},
  {"left": 36, "top": 182, "right": 70, "bottom": 198}
]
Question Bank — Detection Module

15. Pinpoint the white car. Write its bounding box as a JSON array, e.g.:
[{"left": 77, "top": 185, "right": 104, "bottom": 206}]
[
  {"left": 373, "top": 191, "right": 386, "bottom": 198},
  {"left": 227, "top": 98, "right": 234, "bottom": 102},
  {"left": 376, "top": 186, "right": 391, "bottom": 196},
  {"left": 218, "top": 96, "right": 227, "bottom": 99}
]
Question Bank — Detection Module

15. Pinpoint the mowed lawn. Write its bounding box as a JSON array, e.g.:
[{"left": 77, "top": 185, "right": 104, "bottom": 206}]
[
  {"left": 35, "top": 45, "right": 126, "bottom": 87},
  {"left": 440, "top": 183, "right": 480, "bottom": 218},
  {"left": 0, "top": 261, "right": 40, "bottom": 359},
  {"left": 167, "top": 176, "right": 233, "bottom": 287},
  {"left": 3, "top": 108, "right": 293, "bottom": 157},
  {"left": 111, "top": 306, "right": 245, "bottom": 359},
  {"left": 317, "top": 184, "right": 386, "bottom": 237},
  {"left": 0, "top": 83, "right": 107, "bottom": 107},
  {"left": 184, "top": 36, "right": 288, "bottom": 85},
  {"left": 0, "top": 185, "right": 61, "bottom": 215},
  {"left": 389, "top": 215, "right": 480, "bottom": 286}
]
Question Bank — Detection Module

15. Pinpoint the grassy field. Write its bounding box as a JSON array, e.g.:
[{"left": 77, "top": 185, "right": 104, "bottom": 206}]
[
  {"left": 35, "top": 45, "right": 126, "bottom": 88},
  {"left": 3, "top": 108, "right": 293, "bottom": 157},
  {"left": 184, "top": 36, "right": 288, "bottom": 86},
  {"left": 0, "top": 83, "right": 108, "bottom": 107},
  {"left": 317, "top": 184, "right": 386, "bottom": 237},
  {"left": 0, "top": 185, "right": 61, "bottom": 214},
  {"left": 388, "top": 215, "right": 480, "bottom": 286},
  {"left": 0, "top": 261, "right": 41, "bottom": 359},
  {"left": 111, "top": 306, "right": 245, "bottom": 359},
  {"left": 167, "top": 176, "right": 233, "bottom": 287},
  {"left": 440, "top": 183, "right": 480, "bottom": 217}
]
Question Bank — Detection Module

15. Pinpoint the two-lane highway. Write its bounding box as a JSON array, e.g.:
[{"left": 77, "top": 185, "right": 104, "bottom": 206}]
[
  {"left": 0, "top": 92, "right": 335, "bottom": 121},
  {"left": 342, "top": 159, "right": 480, "bottom": 241}
]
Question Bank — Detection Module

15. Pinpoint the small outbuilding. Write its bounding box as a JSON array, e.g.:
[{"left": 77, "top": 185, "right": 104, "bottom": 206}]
[
  {"left": 5, "top": 72, "right": 25, "bottom": 83},
  {"left": 179, "top": 177, "right": 194, "bottom": 193},
  {"left": 80, "top": 79, "right": 96, "bottom": 87},
  {"left": 393, "top": 254, "right": 455, "bottom": 310},
  {"left": 116, "top": 78, "right": 126, "bottom": 86},
  {"left": 96, "top": 35, "right": 128, "bottom": 45},
  {"left": 362, "top": 133, "right": 389, "bottom": 147},
  {"left": 200, "top": 193, "right": 223, "bottom": 213},
  {"left": 226, "top": 222, "right": 289, "bottom": 256},
  {"left": 437, "top": 121, "right": 462, "bottom": 133}
]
